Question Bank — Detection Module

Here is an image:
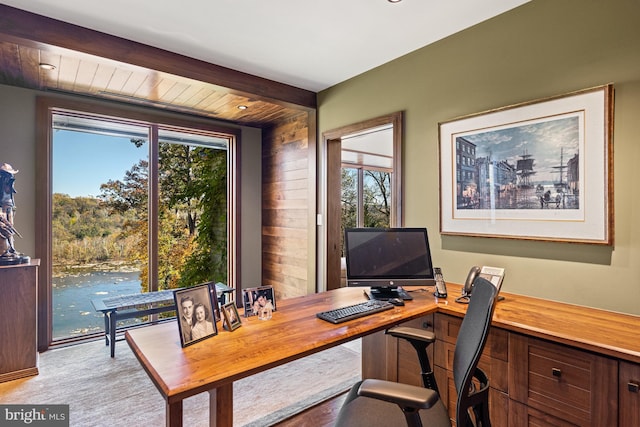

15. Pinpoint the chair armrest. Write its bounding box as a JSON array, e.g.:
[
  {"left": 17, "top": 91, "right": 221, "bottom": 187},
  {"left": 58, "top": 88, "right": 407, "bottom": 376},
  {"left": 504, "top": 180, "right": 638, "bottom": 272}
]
[
  {"left": 357, "top": 379, "right": 440, "bottom": 410},
  {"left": 386, "top": 326, "right": 435, "bottom": 343}
]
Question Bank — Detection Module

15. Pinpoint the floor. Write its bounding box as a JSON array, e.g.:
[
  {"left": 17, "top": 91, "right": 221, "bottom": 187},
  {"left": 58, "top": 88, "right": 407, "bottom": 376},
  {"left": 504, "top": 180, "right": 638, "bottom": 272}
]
[{"left": 0, "top": 337, "right": 361, "bottom": 426}]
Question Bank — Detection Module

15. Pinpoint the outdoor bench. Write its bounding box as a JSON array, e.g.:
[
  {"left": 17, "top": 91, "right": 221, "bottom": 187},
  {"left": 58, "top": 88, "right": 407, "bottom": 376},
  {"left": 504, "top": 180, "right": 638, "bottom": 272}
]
[{"left": 91, "top": 282, "right": 233, "bottom": 357}]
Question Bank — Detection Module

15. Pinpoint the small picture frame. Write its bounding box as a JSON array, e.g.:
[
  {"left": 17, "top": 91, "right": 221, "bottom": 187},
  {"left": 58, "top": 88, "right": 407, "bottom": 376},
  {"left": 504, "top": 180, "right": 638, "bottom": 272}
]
[
  {"left": 174, "top": 283, "right": 219, "bottom": 347},
  {"left": 221, "top": 301, "right": 242, "bottom": 331},
  {"left": 242, "top": 286, "right": 276, "bottom": 318}
]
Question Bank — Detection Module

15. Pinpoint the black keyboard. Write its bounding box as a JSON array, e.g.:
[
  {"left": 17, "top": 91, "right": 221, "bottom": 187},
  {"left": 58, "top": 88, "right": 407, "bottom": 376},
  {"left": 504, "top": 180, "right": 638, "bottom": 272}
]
[{"left": 316, "top": 300, "right": 395, "bottom": 324}]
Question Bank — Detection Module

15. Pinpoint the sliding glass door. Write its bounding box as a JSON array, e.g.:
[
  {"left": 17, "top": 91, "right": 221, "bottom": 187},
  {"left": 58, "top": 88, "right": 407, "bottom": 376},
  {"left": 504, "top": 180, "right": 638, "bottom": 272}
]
[{"left": 49, "top": 109, "right": 234, "bottom": 342}]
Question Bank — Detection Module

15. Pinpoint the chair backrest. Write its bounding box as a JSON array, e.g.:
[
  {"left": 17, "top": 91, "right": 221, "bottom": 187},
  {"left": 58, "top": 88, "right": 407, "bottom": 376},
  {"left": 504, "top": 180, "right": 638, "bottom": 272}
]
[{"left": 452, "top": 276, "right": 499, "bottom": 426}]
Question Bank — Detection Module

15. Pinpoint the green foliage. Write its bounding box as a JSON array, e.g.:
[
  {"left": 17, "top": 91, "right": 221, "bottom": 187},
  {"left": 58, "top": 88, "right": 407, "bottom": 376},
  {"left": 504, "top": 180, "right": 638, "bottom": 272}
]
[
  {"left": 54, "top": 140, "right": 228, "bottom": 291},
  {"left": 340, "top": 168, "right": 391, "bottom": 254},
  {"left": 173, "top": 146, "right": 228, "bottom": 288},
  {"left": 52, "top": 194, "right": 136, "bottom": 265}
]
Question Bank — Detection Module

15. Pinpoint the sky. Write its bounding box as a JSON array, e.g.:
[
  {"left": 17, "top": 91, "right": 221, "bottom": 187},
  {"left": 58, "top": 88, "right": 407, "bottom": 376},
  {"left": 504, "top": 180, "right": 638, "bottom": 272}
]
[
  {"left": 53, "top": 130, "right": 147, "bottom": 198},
  {"left": 460, "top": 114, "right": 580, "bottom": 183}
]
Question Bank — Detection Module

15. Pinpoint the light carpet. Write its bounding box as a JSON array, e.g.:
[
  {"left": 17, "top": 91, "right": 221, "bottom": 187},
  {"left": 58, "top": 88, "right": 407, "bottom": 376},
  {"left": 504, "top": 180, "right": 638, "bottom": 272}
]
[{"left": 0, "top": 338, "right": 361, "bottom": 426}]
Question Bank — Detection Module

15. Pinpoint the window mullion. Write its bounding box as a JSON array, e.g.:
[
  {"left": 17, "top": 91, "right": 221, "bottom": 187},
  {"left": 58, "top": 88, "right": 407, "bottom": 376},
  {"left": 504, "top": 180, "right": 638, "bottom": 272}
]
[
  {"left": 357, "top": 168, "right": 364, "bottom": 227},
  {"left": 148, "top": 125, "right": 159, "bottom": 292}
]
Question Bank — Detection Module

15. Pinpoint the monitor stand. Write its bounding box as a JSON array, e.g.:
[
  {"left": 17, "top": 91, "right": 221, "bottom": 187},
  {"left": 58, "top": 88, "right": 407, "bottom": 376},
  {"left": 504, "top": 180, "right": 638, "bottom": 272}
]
[{"left": 370, "top": 286, "right": 413, "bottom": 301}]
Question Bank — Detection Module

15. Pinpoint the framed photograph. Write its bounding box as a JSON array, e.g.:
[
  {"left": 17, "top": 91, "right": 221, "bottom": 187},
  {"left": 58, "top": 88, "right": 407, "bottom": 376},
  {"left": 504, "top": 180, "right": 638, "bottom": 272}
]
[
  {"left": 221, "top": 301, "right": 242, "bottom": 331},
  {"left": 242, "top": 286, "right": 277, "bottom": 318},
  {"left": 174, "top": 283, "right": 218, "bottom": 347},
  {"left": 439, "top": 84, "right": 614, "bottom": 245},
  {"left": 206, "top": 282, "right": 221, "bottom": 322}
]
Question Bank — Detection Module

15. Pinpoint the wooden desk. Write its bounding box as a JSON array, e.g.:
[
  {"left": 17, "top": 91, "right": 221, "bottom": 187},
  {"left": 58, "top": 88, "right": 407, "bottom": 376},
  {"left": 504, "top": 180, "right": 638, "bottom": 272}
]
[
  {"left": 125, "top": 286, "right": 438, "bottom": 427},
  {"left": 127, "top": 284, "right": 640, "bottom": 427},
  {"left": 370, "top": 284, "right": 640, "bottom": 427},
  {"left": 438, "top": 283, "right": 640, "bottom": 364}
]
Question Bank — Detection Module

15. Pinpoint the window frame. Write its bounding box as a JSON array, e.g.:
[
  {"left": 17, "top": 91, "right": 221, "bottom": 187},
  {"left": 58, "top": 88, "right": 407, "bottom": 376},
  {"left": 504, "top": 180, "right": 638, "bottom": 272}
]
[
  {"left": 321, "top": 111, "right": 403, "bottom": 291},
  {"left": 36, "top": 96, "right": 241, "bottom": 350}
]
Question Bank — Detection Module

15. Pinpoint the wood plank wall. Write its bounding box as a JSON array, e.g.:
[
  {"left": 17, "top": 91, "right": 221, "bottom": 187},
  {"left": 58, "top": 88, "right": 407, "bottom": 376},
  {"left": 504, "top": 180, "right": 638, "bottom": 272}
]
[{"left": 262, "top": 112, "right": 317, "bottom": 300}]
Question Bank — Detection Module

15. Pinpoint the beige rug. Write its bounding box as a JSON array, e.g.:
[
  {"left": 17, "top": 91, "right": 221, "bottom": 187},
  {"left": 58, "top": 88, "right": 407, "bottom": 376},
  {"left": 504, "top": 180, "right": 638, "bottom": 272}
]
[{"left": 0, "top": 338, "right": 361, "bottom": 426}]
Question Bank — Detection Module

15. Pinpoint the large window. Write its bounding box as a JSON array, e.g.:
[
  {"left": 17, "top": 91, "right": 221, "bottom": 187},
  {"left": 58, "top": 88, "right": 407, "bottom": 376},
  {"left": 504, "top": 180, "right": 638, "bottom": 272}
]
[{"left": 38, "top": 98, "right": 239, "bottom": 347}]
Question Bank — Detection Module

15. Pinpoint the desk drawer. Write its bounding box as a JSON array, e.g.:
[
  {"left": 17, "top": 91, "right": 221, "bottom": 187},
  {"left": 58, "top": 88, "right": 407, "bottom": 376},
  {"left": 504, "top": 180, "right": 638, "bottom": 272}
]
[
  {"left": 434, "top": 313, "right": 508, "bottom": 361},
  {"left": 434, "top": 314, "right": 509, "bottom": 393},
  {"left": 619, "top": 361, "right": 640, "bottom": 426},
  {"left": 509, "top": 333, "right": 617, "bottom": 426}
]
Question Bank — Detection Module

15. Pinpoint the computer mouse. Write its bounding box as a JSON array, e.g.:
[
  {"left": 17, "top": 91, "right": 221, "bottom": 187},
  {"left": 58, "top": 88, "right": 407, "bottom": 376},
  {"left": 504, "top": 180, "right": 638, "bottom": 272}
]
[{"left": 389, "top": 298, "right": 405, "bottom": 306}]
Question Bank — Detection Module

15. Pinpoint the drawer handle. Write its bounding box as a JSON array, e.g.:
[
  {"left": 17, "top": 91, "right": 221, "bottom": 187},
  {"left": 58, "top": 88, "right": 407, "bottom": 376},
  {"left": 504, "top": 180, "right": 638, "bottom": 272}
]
[
  {"left": 629, "top": 382, "right": 640, "bottom": 393},
  {"left": 551, "top": 368, "right": 562, "bottom": 378}
]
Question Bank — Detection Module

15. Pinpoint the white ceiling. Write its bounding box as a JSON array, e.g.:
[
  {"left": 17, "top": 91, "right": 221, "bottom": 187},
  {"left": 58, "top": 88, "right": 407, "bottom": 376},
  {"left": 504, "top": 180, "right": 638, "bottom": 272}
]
[{"left": 3, "top": 0, "right": 529, "bottom": 92}]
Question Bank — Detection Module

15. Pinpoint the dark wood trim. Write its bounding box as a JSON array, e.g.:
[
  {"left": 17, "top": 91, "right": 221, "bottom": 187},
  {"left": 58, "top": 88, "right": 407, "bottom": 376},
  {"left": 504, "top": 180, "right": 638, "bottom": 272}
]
[
  {"left": 307, "top": 111, "right": 319, "bottom": 294},
  {"left": 149, "top": 126, "right": 160, "bottom": 292},
  {"left": 35, "top": 98, "right": 53, "bottom": 352},
  {"left": 229, "top": 128, "right": 242, "bottom": 304},
  {"left": 391, "top": 111, "right": 404, "bottom": 226},
  {"left": 0, "top": 4, "right": 316, "bottom": 110},
  {"left": 325, "top": 138, "right": 342, "bottom": 291}
]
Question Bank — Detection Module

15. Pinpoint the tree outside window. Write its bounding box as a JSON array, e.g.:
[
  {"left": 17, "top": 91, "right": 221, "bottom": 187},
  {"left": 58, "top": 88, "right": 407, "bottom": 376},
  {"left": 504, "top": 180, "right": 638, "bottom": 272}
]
[{"left": 51, "top": 112, "right": 232, "bottom": 340}]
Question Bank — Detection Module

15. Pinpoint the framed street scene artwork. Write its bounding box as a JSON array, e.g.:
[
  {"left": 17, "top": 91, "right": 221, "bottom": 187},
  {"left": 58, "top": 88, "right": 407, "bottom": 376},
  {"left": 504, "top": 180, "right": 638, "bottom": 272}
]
[
  {"left": 221, "top": 301, "right": 242, "bottom": 331},
  {"left": 439, "top": 84, "right": 614, "bottom": 244},
  {"left": 242, "top": 286, "right": 276, "bottom": 319},
  {"left": 174, "top": 283, "right": 218, "bottom": 347}
]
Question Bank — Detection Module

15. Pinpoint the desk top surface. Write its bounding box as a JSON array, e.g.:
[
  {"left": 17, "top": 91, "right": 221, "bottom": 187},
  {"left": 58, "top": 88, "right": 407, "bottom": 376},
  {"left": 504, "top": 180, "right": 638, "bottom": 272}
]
[
  {"left": 126, "top": 284, "right": 640, "bottom": 404},
  {"left": 126, "top": 286, "right": 435, "bottom": 403}
]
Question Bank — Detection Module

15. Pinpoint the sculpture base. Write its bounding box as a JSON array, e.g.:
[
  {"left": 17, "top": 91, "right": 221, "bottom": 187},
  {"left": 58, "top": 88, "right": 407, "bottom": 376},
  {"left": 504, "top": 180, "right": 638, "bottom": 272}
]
[{"left": 0, "top": 254, "right": 31, "bottom": 266}]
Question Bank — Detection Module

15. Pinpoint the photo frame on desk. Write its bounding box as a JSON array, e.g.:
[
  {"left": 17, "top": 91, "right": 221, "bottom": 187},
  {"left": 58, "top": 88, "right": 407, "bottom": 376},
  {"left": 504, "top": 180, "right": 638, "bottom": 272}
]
[
  {"left": 206, "top": 282, "right": 221, "bottom": 322},
  {"left": 242, "top": 286, "right": 276, "bottom": 318},
  {"left": 222, "top": 302, "right": 242, "bottom": 331},
  {"left": 174, "top": 284, "right": 218, "bottom": 347},
  {"left": 439, "top": 84, "right": 614, "bottom": 245}
]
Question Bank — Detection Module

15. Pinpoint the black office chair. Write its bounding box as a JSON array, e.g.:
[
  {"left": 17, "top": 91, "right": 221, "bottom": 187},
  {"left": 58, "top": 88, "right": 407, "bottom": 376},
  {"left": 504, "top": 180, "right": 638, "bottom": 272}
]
[{"left": 335, "top": 277, "right": 500, "bottom": 427}]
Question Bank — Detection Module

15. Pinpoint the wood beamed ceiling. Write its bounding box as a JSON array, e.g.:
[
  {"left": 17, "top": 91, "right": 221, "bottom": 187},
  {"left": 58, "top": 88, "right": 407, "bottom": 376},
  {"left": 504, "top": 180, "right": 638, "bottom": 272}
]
[{"left": 0, "top": 5, "right": 316, "bottom": 128}]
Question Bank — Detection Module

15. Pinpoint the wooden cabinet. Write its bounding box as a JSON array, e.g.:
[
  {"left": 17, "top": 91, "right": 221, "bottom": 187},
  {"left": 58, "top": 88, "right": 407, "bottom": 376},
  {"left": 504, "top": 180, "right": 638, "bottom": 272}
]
[
  {"left": 360, "top": 285, "right": 640, "bottom": 426},
  {"left": 366, "top": 311, "right": 630, "bottom": 426},
  {"left": 619, "top": 361, "right": 640, "bottom": 426},
  {"left": 433, "top": 313, "right": 509, "bottom": 427},
  {"left": 361, "top": 313, "right": 434, "bottom": 383},
  {"left": 509, "top": 333, "right": 618, "bottom": 426},
  {"left": 0, "top": 260, "right": 39, "bottom": 383}
]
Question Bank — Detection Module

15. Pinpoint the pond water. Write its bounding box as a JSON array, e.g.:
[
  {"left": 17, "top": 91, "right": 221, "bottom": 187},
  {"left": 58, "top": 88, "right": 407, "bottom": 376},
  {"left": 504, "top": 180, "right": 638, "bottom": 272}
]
[{"left": 52, "top": 271, "right": 142, "bottom": 339}]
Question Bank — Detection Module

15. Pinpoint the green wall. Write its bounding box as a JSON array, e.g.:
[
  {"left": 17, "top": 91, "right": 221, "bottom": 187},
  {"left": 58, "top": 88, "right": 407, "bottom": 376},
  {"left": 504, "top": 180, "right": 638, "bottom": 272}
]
[{"left": 318, "top": 0, "right": 640, "bottom": 314}]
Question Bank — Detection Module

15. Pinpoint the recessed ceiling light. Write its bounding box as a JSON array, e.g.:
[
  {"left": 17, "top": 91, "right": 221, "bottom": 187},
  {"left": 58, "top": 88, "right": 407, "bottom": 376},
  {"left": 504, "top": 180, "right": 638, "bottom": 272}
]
[
  {"left": 237, "top": 105, "right": 248, "bottom": 110},
  {"left": 388, "top": 0, "right": 402, "bottom": 3},
  {"left": 39, "top": 63, "right": 56, "bottom": 71}
]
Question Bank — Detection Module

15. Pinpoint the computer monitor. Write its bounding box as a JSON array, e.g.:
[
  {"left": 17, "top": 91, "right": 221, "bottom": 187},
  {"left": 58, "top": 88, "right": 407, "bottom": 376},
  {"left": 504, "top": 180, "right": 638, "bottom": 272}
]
[{"left": 344, "top": 227, "right": 436, "bottom": 300}]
